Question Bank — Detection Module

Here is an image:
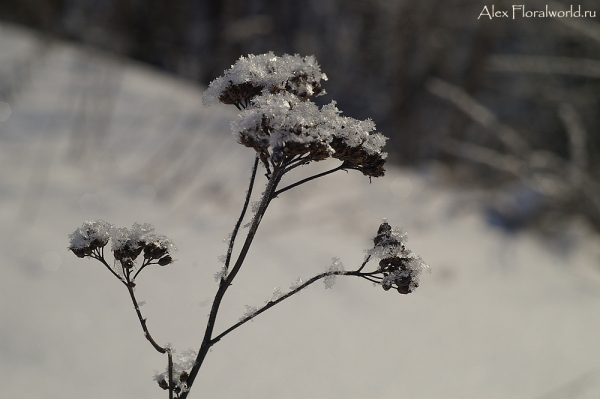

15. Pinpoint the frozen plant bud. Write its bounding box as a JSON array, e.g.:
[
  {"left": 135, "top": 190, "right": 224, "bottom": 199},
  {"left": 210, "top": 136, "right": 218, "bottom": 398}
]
[
  {"left": 68, "top": 220, "right": 114, "bottom": 258},
  {"left": 368, "top": 221, "right": 429, "bottom": 294},
  {"left": 156, "top": 378, "right": 169, "bottom": 390},
  {"left": 143, "top": 234, "right": 177, "bottom": 261},
  {"left": 158, "top": 256, "right": 173, "bottom": 266},
  {"left": 110, "top": 223, "right": 176, "bottom": 264}
]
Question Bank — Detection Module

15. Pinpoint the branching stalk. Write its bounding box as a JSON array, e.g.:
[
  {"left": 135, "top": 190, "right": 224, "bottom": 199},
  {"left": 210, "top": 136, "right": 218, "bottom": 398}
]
[
  {"left": 224, "top": 154, "right": 260, "bottom": 271},
  {"left": 212, "top": 267, "right": 374, "bottom": 344}
]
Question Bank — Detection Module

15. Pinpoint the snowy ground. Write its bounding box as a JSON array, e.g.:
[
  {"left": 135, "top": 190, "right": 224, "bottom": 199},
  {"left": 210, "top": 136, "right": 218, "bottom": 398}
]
[{"left": 2, "top": 22, "right": 600, "bottom": 399}]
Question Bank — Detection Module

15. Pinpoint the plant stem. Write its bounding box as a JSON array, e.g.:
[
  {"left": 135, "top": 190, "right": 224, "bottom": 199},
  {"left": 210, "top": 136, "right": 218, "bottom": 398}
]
[
  {"left": 212, "top": 265, "right": 376, "bottom": 343},
  {"left": 224, "top": 155, "right": 259, "bottom": 271},
  {"left": 167, "top": 348, "right": 174, "bottom": 399},
  {"left": 181, "top": 164, "right": 284, "bottom": 398},
  {"left": 126, "top": 283, "right": 166, "bottom": 354},
  {"left": 273, "top": 164, "right": 346, "bottom": 197}
]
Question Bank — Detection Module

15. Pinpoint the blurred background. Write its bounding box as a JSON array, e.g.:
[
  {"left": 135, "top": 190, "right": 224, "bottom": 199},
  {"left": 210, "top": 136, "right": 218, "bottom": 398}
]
[
  {"left": 1, "top": 0, "right": 600, "bottom": 234},
  {"left": 2, "top": 1, "right": 600, "bottom": 398}
]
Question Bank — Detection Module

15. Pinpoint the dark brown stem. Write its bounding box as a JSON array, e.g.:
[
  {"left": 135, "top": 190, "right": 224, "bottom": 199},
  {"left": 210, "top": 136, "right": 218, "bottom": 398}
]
[
  {"left": 92, "top": 250, "right": 127, "bottom": 284},
  {"left": 212, "top": 266, "right": 376, "bottom": 344},
  {"left": 167, "top": 348, "right": 174, "bottom": 399},
  {"left": 123, "top": 274, "right": 176, "bottom": 398},
  {"left": 126, "top": 282, "right": 166, "bottom": 354},
  {"left": 181, "top": 164, "right": 284, "bottom": 398},
  {"left": 273, "top": 163, "right": 346, "bottom": 198},
  {"left": 224, "top": 154, "right": 259, "bottom": 271}
]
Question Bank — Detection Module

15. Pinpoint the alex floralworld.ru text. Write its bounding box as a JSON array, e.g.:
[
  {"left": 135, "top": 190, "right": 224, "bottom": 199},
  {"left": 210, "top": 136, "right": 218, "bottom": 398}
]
[{"left": 478, "top": 5, "right": 596, "bottom": 19}]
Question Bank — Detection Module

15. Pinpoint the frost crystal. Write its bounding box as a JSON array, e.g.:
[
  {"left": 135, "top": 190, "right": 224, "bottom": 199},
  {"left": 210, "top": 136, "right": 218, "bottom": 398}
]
[
  {"left": 270, "top": 287, "right": 284, "bottom": 302},
  {"left": 214, "top": 265, "right": 227, "bottom": 282},
  {"left": 202, "top": 52, "right": 328, "bottom": 107},
  {"left": 289, "top": 277, "right": 304, "bottom": 291},
  {"left": 110, "top": 222, "right": 153, "bottom": 253},
  {"left": 239, "top": 305, "right": 259, "bottom": 321},
  {"left": 324, "top": 257, "right": 345, "bottom": 289},
  {"left": 368, "top": 221, "right": 429, "bottom": 294}
]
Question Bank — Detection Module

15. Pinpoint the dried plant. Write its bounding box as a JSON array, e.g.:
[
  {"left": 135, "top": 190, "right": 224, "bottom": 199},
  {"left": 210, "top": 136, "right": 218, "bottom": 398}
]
[{"left": 68, "top": 53, "right": 429, "bottom": 398}]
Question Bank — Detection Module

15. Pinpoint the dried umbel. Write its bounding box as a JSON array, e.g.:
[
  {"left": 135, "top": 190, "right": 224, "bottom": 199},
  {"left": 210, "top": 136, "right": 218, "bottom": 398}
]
[
  {"left": 202, "top": 52, "right": 328, "bottom": 108},
  {"left": 370, "top": 221, "right": 429, "bottom": 294},
  {"left": 204, "top": 53, "right": 388, "bottom": 178},
  {"left": 68, "top": 219, "right": 113, "bottom": 258},
  {"left": 68, "top": 221, "right": 176, "bottom": 270}
]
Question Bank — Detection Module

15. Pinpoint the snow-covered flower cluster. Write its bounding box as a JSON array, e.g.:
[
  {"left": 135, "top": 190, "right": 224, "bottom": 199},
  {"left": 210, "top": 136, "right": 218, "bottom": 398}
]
[
  {"left": 203, "top": 53, "right": 388, "bottom": 177},
  {"left": 368, "top": 221, "right": 429, "bottom": 294},
  {"left": 202, "top": 52, "right": 327, "bottom": 107},
  {"left": 68, "top": 219, "right": 113, "bottom": 258},
  {"left": 154, "top": 348, "right": 197, "bottom": 394},
  {"left": 68, "top": 220, "right": 176, "bottom": 269},
  {"left": 323, "top": 257, "right": 345, "bottom": 289}
]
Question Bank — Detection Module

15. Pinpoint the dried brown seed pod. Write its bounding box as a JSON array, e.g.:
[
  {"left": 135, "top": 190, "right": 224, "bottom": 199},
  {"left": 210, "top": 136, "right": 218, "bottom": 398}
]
[{"left": 158, "top": 256, "right": 173, "bottom": 266}]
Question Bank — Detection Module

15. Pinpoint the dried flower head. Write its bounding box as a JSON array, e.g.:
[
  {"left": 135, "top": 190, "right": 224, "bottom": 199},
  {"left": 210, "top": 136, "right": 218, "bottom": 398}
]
[
  {"left": 110, "top": 223, "right": 177, "bottom": 268},
  {"left": 232, "top": 92, "right": 388, "bottom": 176},
  {"left": 68, "top": 220, "right": 114, "bottom": 258},
  {"left": 202, "top": 52, "right": 328, "bottom": 108},
  {"left": 368, "top": 221, "right": 429, "bottom": 294},
  {"left": 69, "top": 220, "right": 176, "bottom": 271}
]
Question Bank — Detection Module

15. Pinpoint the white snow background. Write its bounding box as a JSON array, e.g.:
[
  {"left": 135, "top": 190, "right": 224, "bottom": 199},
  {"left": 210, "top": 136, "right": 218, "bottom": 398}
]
[{"left": 2, "top": 22, "right": 600, "bottom": 398}]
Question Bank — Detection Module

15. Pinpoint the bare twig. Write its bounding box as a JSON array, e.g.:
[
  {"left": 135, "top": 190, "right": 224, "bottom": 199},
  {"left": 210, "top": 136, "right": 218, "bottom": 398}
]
[
  {"left": 224, "top": 154, "right": 260, "bottom": 272},
  {"left": 274, "top": 163, "right": 346, "bottom": 197},
  {"left": 486, "top": 55, "right": 600, "bottom": 79},
  {"left": 558, "top": 103, "right": 588, "bottom": 171},
  {"left": 426, "top": 78, "right": 530, "bottom": 156},
  {"left": 212, "top": 265, "right": 377, "bottom": 344},
  {"left": 542, "top": 0, "right": 600, "bottom": 43},
  {"left": 182, "top": 163, "right": 285, "bottom": 398}
]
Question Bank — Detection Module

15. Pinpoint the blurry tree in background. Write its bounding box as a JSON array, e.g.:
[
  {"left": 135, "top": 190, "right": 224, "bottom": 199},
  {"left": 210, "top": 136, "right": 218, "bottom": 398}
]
[{"left": 2, "top": 0, "right": 600, "bottom": 232}]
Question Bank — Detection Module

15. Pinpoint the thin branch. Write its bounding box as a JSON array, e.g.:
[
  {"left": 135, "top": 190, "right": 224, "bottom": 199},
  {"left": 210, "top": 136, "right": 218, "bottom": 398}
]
[
  {"left": 181, "top": 164, "right": 284, "bottom": 399},
  {"left": 486, "top": 55, "right": 600, "bottom": 79},
  {"left": 360, "top": 275, "right": 382, "bottom": 284},
  {"left": 92, "top": 251, "right": 127, "bottom": 284},
  {"left": 273, "top": 164, "right": 346, "bottom": 198},
  {"left": 443, "top": 138, "right": 525, "bottom": 176},
  {"left": 282, "top": 155, "right": 311, "bottom": 173},
  {"left": 224, "top": 154, "right": 260, "bottom": 271},
  {"left": 426, "top": 78, "right": 530, "bottom": 157},
  {"left": 132, "top": 259, "right": 154, "bottom": 281},
  {"left": 356, "top": 254, "right": 371, "bottom": 273},
  {"left": 541, "top": 0, "right": 600, "bottom": 43},
  {"left": 167, "top": 349, "right": 174, "bottom": 399},
  {"left": 212, "top": 269, "right": 367, "bottom": 344},
  {"left": 558, "top": 103, "right": 588, "bottom": 171},
  {"left": 125, "top": 282, "right": 166, "bottom": 354}
]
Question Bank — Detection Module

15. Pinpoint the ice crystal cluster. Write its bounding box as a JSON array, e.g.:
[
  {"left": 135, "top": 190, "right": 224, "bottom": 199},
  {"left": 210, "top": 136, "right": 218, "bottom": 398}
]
[
  {"left": 154, "top": 348, "right": 198, "bottom": 394},
  {"left": 368, "top": 221, "right": 429, "bottom": 294},
  {"left": 203, "top": 53, "right": 388, "bottom": 177},
  {"left": 68, "top": 219, "right": 113, "bottom": 258},
  {"left": 202, "top": 52, "right": 327, "bottom": 107},
  {"left": 68, "top": 220, "right": 176, "bottom": 268},
  {"left": 323, "top": 257, "right": 345, "bottom": 289}
]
